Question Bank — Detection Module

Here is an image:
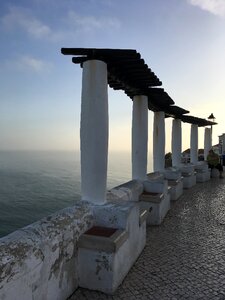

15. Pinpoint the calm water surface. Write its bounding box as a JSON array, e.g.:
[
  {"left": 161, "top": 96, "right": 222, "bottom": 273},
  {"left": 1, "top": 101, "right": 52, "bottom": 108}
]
[{"left": 0, "top": 151, "right": 152, "bottom": 237}]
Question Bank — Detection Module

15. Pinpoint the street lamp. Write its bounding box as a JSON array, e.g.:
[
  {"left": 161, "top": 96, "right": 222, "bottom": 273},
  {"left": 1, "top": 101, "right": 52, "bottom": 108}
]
[
  {"left": 208, "top": 113, "right": 215, "bottom": 141},
  {"left": 208, "top": 113, "right": 215, "bottom": 122}
]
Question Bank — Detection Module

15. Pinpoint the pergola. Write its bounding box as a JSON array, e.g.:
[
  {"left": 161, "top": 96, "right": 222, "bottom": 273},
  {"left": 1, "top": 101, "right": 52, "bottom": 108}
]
[
  {"left": 61, "top": 47, "right": 216, "bottom": 126},
  {"left": 61, "top": 47, "right": 217, "bottom": 203}
]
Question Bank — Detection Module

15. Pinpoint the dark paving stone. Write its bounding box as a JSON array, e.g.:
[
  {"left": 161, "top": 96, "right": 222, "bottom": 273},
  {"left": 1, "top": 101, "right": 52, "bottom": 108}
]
[{"left": 69, "top": 178, "right": 225, "bottom": 300}]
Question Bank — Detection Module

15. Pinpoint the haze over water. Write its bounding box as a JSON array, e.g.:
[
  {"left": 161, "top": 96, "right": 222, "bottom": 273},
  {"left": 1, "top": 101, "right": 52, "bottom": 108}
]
[{"left": 0, "top": 150, "right": 153, "bottom": 238}]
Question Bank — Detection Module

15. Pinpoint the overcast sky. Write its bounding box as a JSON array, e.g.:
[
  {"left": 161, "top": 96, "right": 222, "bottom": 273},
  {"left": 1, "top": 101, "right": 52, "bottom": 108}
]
[{"left": 0, "top": 0, "right": 225, "bottom": 152}]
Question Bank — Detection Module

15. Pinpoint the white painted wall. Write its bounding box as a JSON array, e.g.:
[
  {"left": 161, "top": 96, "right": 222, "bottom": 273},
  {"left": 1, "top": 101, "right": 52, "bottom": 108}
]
[
  {"left": 0, "top": 205, "right": 93, "bottom": 300},
  {"left": 190, "top": 124, "right": 198, "bottom": 164},
  {"left": 81, "top": 60, "right": 108, "bottom": 205},
  {"left": 132, "top": 95, "right": 148, "bottom": 180},
  {"left": 172, "top": 119, "right": 182, "bottom": 167},
  {"left": 78, "top": 201, "right": 146, "bottom": 294},
  {"left": 0, "top": 179, "right": 149, "bottom": 298},
  {"left": 153, "top": 111, "right": 165, "bottom": 171}
]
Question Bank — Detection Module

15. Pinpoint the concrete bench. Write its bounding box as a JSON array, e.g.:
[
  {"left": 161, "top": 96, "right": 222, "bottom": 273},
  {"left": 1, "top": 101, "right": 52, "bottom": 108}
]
[
  {"left": 78, "top": 201, "right": 147, "bottom": 294},
  {"left": 78, "top": 226, "right": 128, "bottom": 253},
  {"left": 162, "top": 168, "right": 183, "bottom": 201},
  {"left": 139, "top": 179, "right": 171, "bottom": 225},
  {"left": 195, "top": 162, "right": 211, "bottom": 182},
  {"left": 180, "top": 164, "right": 196, "bottom": 189},
  {"left": 139, "top": 191, "right": 164, "bottom": 204}
]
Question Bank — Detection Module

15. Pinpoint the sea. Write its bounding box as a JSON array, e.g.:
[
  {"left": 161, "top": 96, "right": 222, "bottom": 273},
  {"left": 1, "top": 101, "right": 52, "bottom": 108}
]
[{"left": 0, "top": 151, "right": 153, "bottom": 238}]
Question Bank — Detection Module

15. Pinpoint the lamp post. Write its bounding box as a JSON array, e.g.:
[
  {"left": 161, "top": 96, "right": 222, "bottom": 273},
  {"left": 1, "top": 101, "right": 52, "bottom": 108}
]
[{"left": 208, "top": 113, "right": 215, "bottom": 139}]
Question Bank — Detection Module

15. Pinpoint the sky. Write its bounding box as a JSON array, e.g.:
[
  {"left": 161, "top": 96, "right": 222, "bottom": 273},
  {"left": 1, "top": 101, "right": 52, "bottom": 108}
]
[{"left": 0, "top": 0, "right": 225, "bottom": 153}]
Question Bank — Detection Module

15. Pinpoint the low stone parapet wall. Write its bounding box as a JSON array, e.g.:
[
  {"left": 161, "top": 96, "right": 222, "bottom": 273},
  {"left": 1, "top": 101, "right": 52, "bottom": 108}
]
[
  {"left": 0, "top": 203, "right": 93, "bottom": 300},
  {"left": 106, "top": 180, "right": 143, "bottom": 202},
  {"left": 0, "top": 178, "right": 153, "bottom": 299}
]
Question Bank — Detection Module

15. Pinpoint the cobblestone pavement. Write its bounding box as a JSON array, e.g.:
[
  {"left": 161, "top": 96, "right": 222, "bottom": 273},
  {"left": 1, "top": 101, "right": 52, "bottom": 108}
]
[{"left": 70, "top": 178, "right": 225, "bottom": 300}]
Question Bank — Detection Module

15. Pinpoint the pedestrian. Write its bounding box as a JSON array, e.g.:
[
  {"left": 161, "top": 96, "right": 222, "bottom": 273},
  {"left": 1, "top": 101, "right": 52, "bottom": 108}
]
[{"left": 207, "top": 149, "right": 223, "bottom": 178}]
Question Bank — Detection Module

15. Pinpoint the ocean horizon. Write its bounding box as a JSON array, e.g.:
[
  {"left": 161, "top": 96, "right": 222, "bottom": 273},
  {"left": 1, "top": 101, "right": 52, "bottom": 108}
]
[{"left": 0, "top": 150, "right": 153, "bottom": 238}]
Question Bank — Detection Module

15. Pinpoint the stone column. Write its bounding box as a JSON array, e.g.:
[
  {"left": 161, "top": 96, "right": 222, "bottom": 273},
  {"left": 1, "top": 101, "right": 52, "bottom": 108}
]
[
  {"left": 153, "top": 111, "right": 165, "bottom": 172},
  {"left": 80, "top": 60, "right": 108, "bottom": 204},
  {"left": 172, "top": 119, "right": 182, "bottom": 167},
  {"left": 204, "top": 127, "right": 212, "bottom": 160},
  {"left": 132, "top": 95, "right": 148, "bottom": 180},
  {"left": 190, "top": 124, "right": 198, "bottom": 164}
]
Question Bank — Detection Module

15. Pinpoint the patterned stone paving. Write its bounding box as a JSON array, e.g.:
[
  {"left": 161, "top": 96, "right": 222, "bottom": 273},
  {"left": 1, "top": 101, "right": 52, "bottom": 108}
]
[{"left": 69, "top": 178, "right": 225, "bottom": 299}]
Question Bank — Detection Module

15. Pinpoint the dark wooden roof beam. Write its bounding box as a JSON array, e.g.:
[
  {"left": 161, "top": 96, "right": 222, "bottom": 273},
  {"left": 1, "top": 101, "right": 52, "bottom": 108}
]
[
  {"left": 72, "top": 56, "right": 88, "bottom": 64},
  {"left": 107, "top": 58, "right": 146, "bottom": 67},
  {"left": 62, "top": 48, "right": 140, "bottom": 58},
  {"left": 62, "top": 47, "right": 162, "bottom": 90}
]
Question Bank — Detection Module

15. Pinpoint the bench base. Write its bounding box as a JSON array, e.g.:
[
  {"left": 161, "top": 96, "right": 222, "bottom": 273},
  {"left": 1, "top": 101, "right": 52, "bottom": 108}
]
[
  {"left": 78, "top": 202, "right": 147, "bottom": 294},
  {"left": 168, "top": 178, "right": 183, "bottom": 201},
  {"left": 196, "top": 170, "right": 211, "bottom": 182},
  {"left": 182, "top": 173, "right": 196, "bottom": 189},
  {"left": 139, "top": 192, "right": 170, "bottom": 225}
]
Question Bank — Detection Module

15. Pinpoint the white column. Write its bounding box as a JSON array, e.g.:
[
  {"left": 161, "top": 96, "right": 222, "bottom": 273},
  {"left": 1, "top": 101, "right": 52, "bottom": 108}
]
[
  {"left": 132, "top": 95, "right": 148, "bottom": 180},
  {"left": 204, "top": 128, "right": 212, "bottom": 160},
  {"left": 153, "top": 111, "right": 165, "bottom": 172},
  {"left": 80, "top": 60, "right": 108, "bottom": 205},
  {"left": 190, "top": 124, "right": 198, "bottom": 164},
  {"left": 172, "top": 119, "right": 182, "bottom": 167}
]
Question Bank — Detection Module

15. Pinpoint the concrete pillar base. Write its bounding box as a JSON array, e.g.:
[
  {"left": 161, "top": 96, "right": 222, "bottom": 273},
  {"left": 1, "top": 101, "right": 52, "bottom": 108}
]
[
  {"left": 162, "top": 168, "right": 184, "bottom": 201},
  {"left": 180, "top": 164, "right": 197, "bottom": 189},
  {"left": 139, "top": 175, "right": 171, "bottom": 225},
  {"left": 106, "top": 180, "right": 143, "bottom": 202},
  {"left": 167, "top": 178, "right": 184, "bottom": 200},
  {"left": 139, "top": 192, "right": 170, "bottom": 225},
  {"left": 195, "top": 162, "right": 211, "bottom": 182},
  {"left": 196, "top": 171, "right": 211, "bottom": 182}
]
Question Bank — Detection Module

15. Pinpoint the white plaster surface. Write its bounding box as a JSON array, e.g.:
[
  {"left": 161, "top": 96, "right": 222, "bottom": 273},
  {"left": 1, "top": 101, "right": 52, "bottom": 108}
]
[
  {"left": 168, "top": 179, "right": 183, "bottom": 201},
  {"left": 140, "top": 177, "right": 170, "bottom": 225},
  {"left": 195, "top": 161, "right": 209, "bottom": 171},
  {"left": 196, "top": 171, "right": 210, "bottom": 182},
  {"left": 153, "top": 111, "right": 165, "bottom": 172},
  {"left": 140, "top": 194, "right": 170, "bottom": 225},
  {"left": 91, "top": 201, "right": 139, "bottom": 230},
  {"left": 132, "top": 95, "right": 148, "bottom": 181},
  {"left": 147, "top": 172, "right": 164, "bottom": 182},
  {"left": 78, "top": 201, "right": 146, "bottom": 294},
  {"left": 107, "top": 180, "right": 143, "bottom": 202},
  {"left": 0, "top": 204, "right": 93, "bottom": 300},
  {"left": 194, "top": 162, "right": 210, "bottom": 182},
  {"left": 190, "top": 124, "right": 198, "bottom": 164},
  {"left": 180, "top": 163, "right": 195, "bottom": 174},
  {"left": 172, "top": 119, "right": 182, "bottom": 167},
  {"left": 161, "top": 168, "right": 183, "bottom": 200},
  {"left": 80, "top": 60, "right": 108, "bottom": 205},
  {"left": 183, "top": 174, "right": 197, "bottom": 189},
  {"left": 143, "top": 180, "right": 168, "bottom": 196},
  {"left": 180, "top": 164, "right": 196, "bottom": 188},
  {"left": 204, "top": 128, "right": 212, "bottom": 160},
  {"left": 163, "top": 167, "right": 182, "bottom": 180}
]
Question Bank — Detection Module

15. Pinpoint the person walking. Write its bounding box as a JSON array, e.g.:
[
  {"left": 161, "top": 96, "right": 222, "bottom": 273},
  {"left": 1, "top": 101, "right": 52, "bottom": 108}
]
[{"left": 207, "top": 149, "right": 223, "bottom": 178}]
